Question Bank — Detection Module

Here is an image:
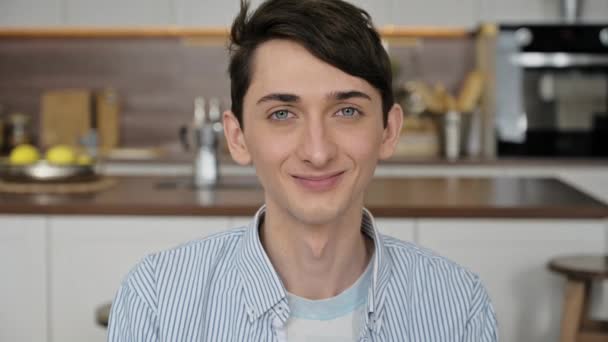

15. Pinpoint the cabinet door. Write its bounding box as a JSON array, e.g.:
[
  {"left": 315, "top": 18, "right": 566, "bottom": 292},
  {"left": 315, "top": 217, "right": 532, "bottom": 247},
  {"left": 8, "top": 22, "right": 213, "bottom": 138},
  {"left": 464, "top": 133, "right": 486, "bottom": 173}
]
[
  {"left": 418, "top": 219, "right": 606, "bottom": 342},
  {"left": 48, "top": 216, "right": 230, "bottom": 342},
  {"left": 376, "top": 218, "right": 415, "bottom": 242},
  {"left": 0, "top": 216, "right": 47, "bottom": 342}
]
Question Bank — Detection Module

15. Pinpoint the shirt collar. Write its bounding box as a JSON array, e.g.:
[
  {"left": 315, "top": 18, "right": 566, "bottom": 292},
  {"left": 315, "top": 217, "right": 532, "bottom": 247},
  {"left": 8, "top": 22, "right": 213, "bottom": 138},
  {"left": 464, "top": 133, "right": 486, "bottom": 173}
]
[{"left": 235, "top": 205, "right": 393, "bottom": 322}]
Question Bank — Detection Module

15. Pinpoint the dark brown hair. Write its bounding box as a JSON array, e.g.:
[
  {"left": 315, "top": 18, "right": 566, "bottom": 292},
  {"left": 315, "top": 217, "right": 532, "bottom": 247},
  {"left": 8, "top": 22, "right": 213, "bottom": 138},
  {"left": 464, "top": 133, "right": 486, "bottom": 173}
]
[{"left": 228, "top": 0, "right": 394, "bottom": 127}]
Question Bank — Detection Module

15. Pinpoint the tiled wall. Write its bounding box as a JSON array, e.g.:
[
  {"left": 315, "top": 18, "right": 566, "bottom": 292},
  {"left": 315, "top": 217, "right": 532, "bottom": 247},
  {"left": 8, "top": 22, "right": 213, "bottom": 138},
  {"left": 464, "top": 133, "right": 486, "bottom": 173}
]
[{"left": 1, "top": 0, "right": 607, "bottom": 28}]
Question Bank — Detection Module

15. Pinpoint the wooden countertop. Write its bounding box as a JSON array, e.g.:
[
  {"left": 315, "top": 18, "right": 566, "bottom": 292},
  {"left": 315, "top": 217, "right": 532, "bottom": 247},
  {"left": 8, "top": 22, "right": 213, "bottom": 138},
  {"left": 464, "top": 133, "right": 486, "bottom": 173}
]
[
  {"left": 0, "top": 176, "right": 605, "bottom": 218},
  {"left": 100, "top": 152, "right": 608, "bottom": 168}
]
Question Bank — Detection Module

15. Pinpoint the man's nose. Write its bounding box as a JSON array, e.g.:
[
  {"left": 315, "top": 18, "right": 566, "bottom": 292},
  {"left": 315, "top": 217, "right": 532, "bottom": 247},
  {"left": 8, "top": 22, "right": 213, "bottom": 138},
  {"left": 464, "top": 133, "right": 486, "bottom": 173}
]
[{"left": 296, "top": 116, "right": 337, "bottom": 167}]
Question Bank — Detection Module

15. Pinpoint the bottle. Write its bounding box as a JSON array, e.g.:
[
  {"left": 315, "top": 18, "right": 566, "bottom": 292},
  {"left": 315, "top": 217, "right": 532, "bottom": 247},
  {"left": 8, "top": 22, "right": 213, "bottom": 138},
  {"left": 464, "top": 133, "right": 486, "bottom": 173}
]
[
  {"left": 444, "top": 111, "right": 461, "bottom": 160},
  {"left": 192, "top": 97, "right": 219, "bottom": 187}
]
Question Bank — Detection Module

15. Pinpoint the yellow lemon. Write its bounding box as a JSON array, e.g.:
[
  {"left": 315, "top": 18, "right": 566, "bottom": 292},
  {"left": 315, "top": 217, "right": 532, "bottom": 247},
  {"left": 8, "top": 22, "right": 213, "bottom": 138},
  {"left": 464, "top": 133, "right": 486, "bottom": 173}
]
[
  {"left": 9, "top": 144, "right": 41, "bottom": 165},
  {"left": 76, "top": 154, "right": 94, "bottom": 166},
  {"left": 46, "top": 145, "right": 77, "bottom": 165}
]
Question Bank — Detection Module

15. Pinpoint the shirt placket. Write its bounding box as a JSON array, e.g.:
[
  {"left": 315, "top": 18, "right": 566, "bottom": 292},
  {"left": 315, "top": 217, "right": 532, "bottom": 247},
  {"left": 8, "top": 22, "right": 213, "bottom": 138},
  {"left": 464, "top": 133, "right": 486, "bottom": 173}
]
[{"left": 269, "top": 300, "right": 290, "bottom": 342}]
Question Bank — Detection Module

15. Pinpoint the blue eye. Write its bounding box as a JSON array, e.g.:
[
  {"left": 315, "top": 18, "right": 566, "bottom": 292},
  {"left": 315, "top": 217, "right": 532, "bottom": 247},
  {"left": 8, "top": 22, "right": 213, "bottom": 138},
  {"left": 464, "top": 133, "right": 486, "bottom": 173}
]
[
  {"left": 270, "top": 110, "right": 293, "bottom": 120},
  {"left": 337, "top": 107, "right": 360, "bottom": 117}
]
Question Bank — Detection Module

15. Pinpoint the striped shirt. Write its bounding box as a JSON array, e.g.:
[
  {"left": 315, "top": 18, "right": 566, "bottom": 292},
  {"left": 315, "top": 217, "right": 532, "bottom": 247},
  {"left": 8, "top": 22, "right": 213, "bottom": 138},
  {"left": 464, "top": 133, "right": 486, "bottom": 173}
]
[{"left": 108, "top": 206, "right": 498, "bottom": 341}]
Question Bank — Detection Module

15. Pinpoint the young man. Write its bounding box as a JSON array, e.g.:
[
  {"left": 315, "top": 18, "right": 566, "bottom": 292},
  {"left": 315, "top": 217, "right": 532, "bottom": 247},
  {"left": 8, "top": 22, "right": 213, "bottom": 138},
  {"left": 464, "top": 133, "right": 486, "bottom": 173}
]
[{"left": 108, "top": 0, "right": 498, "bottom": 340}]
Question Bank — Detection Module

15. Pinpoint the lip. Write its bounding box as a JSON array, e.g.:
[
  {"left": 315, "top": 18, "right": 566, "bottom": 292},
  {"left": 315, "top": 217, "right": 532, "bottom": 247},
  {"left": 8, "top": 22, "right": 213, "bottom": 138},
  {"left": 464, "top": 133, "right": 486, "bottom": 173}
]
[{"left": 291, "top": 171, "right": 345, "bottom": 192}]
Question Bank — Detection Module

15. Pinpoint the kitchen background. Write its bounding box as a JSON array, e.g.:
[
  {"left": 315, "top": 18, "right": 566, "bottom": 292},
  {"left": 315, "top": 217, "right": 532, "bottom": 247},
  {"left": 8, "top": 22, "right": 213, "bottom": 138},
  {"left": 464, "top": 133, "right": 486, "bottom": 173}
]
[
  {"left": 1, "top": 1, "right": 608, "bottom": 342},
  {"left": 1, "top": 0, "right": 608, "bottom": 26}
]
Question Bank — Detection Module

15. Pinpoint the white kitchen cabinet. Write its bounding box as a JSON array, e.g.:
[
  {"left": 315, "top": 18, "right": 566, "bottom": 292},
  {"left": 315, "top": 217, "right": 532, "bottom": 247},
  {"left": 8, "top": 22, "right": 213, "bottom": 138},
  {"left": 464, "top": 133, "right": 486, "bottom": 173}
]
[
  {"left": 0, "top": 216, "right": 48, "bottom": 342},
  {"left": 48, "top": 215, "right": 231, "bottom": 342},
  {"left": 376, "top": 218, "right": 415, "bottom": 242},
  {"left": 228, "top": 216, "right": 253, "bottom": 229},
  {"left": 417, "top": 219, "right": 607, "bottom": 342}
]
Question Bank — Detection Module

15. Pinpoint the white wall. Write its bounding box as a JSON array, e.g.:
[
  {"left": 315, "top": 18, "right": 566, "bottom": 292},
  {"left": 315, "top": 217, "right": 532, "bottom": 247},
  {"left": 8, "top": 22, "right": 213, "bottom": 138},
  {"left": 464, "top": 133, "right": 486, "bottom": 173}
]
[{"left": 1, "top": 0, "right": 607, "bottom": 28}]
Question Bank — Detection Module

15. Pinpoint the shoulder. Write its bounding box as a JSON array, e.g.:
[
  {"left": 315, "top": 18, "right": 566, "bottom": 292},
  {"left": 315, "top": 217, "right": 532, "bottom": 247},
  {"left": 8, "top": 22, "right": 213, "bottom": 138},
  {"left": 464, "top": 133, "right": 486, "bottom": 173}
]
[
  {"left": 380, "top": 235, "right": 498, "bottom": 340},
  {"left": 381, "top": 234, "right": 487, "bottom": 305},
  {"left": 151, "top": 226, "right": 247, "bottom": 265},
  {"left": 121, "top": 226, "right": 248, "bottom": 301},
  {"left": 383, "top": 234, "right": 478, "bottom": 282}
]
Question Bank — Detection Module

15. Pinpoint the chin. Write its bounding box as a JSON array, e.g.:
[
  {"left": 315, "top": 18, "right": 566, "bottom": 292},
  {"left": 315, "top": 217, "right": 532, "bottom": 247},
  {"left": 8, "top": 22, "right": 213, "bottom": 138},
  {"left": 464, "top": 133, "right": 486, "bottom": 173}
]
[{"left": 286, "top": 202, "right": 349, "bottom": 226}]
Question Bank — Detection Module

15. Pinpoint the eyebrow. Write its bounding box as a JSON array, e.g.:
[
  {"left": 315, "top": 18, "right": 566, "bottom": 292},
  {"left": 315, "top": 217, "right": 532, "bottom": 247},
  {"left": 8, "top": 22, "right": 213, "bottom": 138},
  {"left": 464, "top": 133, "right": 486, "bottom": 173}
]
[
  {"left": 256, "top": 93, "right": 300, "bottom": 105},
  {"left": 256, "top": 90, "right": 372, "bottom": 105},
  {"left": 329, "top": 90, "right": 372, "bottom": 101}
]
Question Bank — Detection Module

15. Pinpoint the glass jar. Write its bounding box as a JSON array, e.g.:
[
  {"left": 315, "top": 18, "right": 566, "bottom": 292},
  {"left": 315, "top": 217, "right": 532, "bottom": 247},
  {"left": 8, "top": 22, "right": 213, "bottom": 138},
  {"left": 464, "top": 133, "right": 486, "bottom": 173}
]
[{"left": 4, "top": 113, "right": 32, "bottom": 153}]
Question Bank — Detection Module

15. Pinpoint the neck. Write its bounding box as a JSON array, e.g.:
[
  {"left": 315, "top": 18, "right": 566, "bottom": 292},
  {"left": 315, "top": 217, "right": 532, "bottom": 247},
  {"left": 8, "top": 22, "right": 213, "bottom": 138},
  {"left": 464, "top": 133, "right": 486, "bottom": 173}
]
[{"left": 260, "top": 201, "right": 373, "bottom": 300}]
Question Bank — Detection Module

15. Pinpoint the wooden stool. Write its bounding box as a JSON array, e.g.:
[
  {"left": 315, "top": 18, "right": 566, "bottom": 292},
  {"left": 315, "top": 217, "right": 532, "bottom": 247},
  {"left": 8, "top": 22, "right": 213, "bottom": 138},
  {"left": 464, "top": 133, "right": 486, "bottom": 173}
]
[
  {"left": 96, "top": 302, "right": 111, "bottom": 328},
  {"left": 548, "top": 255, "right": 608, "bottom": 342}
]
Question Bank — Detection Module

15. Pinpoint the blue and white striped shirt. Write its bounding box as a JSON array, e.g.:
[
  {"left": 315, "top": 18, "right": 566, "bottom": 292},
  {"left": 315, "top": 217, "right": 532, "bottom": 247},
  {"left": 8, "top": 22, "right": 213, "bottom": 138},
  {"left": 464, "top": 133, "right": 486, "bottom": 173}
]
[{"left": 108, "top": 206, "right": 498, "bottom": 341}]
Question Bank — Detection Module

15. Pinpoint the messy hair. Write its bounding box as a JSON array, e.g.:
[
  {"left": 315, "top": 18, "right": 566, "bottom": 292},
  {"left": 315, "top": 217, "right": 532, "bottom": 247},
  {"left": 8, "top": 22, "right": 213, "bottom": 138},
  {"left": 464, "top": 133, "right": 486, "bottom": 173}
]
[{"left": 228, "top": 0, "right": 394, "bottom": 127}]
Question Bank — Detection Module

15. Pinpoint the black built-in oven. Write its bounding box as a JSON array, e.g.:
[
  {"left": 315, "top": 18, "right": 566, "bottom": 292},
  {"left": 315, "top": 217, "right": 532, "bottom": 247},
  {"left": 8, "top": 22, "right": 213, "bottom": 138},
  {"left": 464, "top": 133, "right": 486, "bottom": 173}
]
[{"left": 495, "top": 24, "right": 608, "bottom": 157}]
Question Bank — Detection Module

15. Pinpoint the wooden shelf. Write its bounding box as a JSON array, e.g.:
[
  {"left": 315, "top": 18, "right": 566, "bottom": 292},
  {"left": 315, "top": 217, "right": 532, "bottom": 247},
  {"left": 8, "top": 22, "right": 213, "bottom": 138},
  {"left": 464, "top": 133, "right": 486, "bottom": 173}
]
[
  {"left": 0, "top": 26, "right": 472, "bottom": 39},
  {"left": 380, "top": 25, "right": 471, "bottom": 38}
]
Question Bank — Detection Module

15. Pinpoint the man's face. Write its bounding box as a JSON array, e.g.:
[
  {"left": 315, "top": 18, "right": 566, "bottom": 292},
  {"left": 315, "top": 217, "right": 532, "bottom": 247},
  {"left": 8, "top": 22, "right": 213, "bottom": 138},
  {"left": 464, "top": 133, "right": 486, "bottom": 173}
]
[{"left": 224, "top": 39, "right": 402, "bottom": 226}]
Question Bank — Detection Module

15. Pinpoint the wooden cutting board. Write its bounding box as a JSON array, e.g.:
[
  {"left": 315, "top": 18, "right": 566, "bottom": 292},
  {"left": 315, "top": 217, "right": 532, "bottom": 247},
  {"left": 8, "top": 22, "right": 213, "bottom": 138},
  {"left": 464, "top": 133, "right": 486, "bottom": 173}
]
[{"left": 40, "top": 89, "right": 91, "bottom": 148}]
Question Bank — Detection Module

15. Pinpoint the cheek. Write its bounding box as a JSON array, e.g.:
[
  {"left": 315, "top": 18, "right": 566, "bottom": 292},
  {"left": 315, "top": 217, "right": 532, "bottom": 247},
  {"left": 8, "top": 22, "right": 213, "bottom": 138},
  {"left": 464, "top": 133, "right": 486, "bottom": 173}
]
[
  {"left": 336, "top": 125, "right": 383, "bottom": 161},
  {"left": 245, "top": 127, "right": 295, "bottom": 166}
]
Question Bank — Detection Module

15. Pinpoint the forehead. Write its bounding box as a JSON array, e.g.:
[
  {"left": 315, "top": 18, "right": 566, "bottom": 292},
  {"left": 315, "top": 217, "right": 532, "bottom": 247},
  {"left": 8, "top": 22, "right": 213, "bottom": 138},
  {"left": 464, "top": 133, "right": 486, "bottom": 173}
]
[{"left": 246, "top": 39, "right": 379, "bottom": 100}]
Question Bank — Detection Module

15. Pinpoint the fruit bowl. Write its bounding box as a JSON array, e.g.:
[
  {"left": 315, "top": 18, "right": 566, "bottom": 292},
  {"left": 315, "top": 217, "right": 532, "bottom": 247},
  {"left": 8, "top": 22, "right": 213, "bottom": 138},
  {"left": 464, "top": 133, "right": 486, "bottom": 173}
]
[{"left": 0, "top": 159, "right": 98, "bottom": 183}]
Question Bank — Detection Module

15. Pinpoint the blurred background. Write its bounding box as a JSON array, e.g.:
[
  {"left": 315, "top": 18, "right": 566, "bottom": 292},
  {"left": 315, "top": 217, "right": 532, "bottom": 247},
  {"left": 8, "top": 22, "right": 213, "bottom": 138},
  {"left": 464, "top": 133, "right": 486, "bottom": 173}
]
[
  {"left": 0, "top": 1, "right": 607, "bottom": 342},
  {"left": 1, "top": 0, "right": 607, "bottom": 27}
]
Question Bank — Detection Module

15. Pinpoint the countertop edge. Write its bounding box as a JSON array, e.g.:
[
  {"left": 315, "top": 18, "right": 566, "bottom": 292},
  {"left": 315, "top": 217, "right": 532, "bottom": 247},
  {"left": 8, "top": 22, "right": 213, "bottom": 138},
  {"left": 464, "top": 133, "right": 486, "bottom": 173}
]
[{"left": 1, "top": 205, "right": 606, "bottom": 219}]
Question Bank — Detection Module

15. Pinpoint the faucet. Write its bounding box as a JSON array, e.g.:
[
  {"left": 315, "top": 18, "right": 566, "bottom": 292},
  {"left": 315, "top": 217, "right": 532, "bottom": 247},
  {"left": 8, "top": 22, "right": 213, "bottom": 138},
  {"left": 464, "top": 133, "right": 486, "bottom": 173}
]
[{"left": 190, "top": 97, "right": 221, "bottom": 187}]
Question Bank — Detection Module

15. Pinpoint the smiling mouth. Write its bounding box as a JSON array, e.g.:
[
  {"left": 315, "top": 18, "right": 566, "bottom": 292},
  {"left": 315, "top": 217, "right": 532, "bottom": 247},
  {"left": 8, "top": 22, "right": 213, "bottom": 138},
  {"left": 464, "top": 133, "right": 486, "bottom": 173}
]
[{"left": 291, "top": 171, "right": 345, "bottom": 192}]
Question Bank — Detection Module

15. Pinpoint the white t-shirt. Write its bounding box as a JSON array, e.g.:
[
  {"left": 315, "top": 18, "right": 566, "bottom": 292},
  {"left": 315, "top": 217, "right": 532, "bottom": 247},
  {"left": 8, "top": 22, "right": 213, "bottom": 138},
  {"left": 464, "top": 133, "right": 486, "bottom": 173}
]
[{"left": 284, "top": 260, "right": 372, "bottom": 342}]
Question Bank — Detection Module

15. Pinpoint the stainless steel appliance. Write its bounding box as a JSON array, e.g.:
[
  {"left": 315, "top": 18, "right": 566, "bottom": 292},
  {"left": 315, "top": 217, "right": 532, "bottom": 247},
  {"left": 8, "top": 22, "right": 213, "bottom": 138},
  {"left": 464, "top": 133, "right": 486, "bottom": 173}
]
[
  {"left": 495, "top": 24, "right": 608, "bottom": 157},
  {"left": 179, "top": 97, "right": 222, "bottom": 187}
]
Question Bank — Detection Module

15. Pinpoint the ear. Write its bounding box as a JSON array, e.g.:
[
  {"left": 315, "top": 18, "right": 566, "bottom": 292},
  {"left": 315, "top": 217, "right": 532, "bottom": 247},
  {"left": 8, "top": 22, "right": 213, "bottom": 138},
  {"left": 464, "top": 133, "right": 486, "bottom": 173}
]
[
  {"left": 223, "top": 110, "right": 252, "bottom": 165},
  {"left": 379, "top": 104, "right": 404, "bottom": 160}
]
